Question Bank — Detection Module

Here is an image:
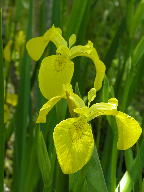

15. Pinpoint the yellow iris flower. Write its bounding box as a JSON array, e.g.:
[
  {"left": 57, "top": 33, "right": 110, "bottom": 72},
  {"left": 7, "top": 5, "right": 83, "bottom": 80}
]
[
  {"left": 4, "top": 30, "right": 25, "bottom": 62},
  {"left": 4, "top": 93, "right": 18, "bottom": 123},
  {"left": 26, "top": 25, "right": 106, "bottom": 100},
  {"left": 4, "top": 40, "right": 13, "bottom": 62},
  {"left": 36, "top": 85, "right": 142, "bottom": 174}
]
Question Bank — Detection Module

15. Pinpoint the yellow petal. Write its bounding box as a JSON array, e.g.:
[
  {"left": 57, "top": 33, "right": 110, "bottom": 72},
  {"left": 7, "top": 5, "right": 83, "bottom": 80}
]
[
  {"left": 15, "top": 30, "right": 25, "bottom": 50},
  {"left": 70, "top": 41, "right": 106, "bottom": 91},
  {"left": 74, "top": 98, "right": 118, "bottom": 121},
  {"left": 38, "top": 55, "right": 74, "bottom": 99},
  {"left": 26, "top": 26, "right": 67, "bottom": 61},
  {"left": 43, "top": 26, "right": 67, "bottom": 48},
  {"left": 6, "top": 93, "right": 18, "bottom": 106},
  {"left": 4, "top": 104, "right": 10, "bottom": 123},
  {"left": 116, "top": 111, "right": 142, "bottom": 150},
  {"left": 4, "top": 40, "right": 13, "bottom": 62},
  {"left": 64, "top": 84, "right": 85, "bottom": 116},
  {"left": 88, "top": 88, "right": 96, "bottom": 107},
  {"left": 36, "top": 96, "right": 62, "bottom": 123},
  {"left": 26, "top": 37, "right": 47, "bottom": 61},
  {"left": 53, "top": 117, "right": 94, "bottom": 174},
  {"left": 69, "top": 34, "right": 76, "bottom": 48},
  {"left": 56, "top": 45, "right": 70, "bottom": 58}
]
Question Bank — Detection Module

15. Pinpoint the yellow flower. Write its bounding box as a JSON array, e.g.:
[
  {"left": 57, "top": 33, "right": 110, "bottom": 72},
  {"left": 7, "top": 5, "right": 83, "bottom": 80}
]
[
  {"left": 6, "top": 93, "right": 18, "bottom": 106},
  {"left": 15, "top": 30, "right": 25, "bottom": 51},
  {"left": 53, "top": 116, "right": 94, "bottom": 174},
  {"left": 4, "top": 93, "right": 18, "bottom": 123},
  {"left": 4, "top": 30, "right": 25, "bottom": 62},
  {"left": 36, "top": 86, "right": 142, "bottom": 174},
  {"left": 26, "top": 25, "right": 106, "bottom": 100},
  {"left": 74, "top": 97, "right": 142, "bottom": 150},
  {"left": 36, "top": 84, "right": 85, "bottom": 123},
  {"left": 4, "top": 40, "right": 13, "bottom": 62},
  {"left": 4, "top": 104, "right": 10, "bottom": 123}
]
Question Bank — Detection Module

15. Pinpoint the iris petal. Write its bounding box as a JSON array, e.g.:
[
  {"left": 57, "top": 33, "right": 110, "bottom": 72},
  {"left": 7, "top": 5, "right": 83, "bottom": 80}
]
[
  {"left": 53, "top": 117, "right": 94, "bottom": 174},
  {"left": 70, "top": 41, "right": 106, "bottom": 91},
  {"left": 116, "top": 112, "right": 142, "bottom": 150},
  {"left": 74, "top": 98, "right": 118, "bottom": 121},
  {"left": 38, "top": 55, "right": 74, "bottom": 99},
  {"left": 36, "top": 96, "right": 62, "bottom": 123}
]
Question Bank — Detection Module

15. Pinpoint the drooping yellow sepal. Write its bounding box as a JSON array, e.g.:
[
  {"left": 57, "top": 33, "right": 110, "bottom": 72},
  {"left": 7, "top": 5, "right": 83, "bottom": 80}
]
[
  {"left": 38, "top": 55, "right": 74, "bottom": 99},
  {"left": 115, "top": 111, "right": 142, "bottom": 150},
  {"left": 53, "top": 116, "right": 94, "bottom": 174},
  {"left": 36, "top": 96, "right": 62, "bottom": 123},
  {"left": 70, "top": 41, "right": 106, "bottom": 91}
]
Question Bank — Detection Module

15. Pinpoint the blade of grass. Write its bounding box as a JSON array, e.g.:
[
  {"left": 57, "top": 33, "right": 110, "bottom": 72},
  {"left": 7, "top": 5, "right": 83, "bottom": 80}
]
[
  {"left": 104, "top": 18, "right": 126, "bottom": 70},
  {"left": 129, "top": 0, "right": 144, "bottom": 38},
  {"left": 120, "top": 35, "right": 144, "bottom": 111},
  {"left": 0, "top": 8, "right": 4, "bottom": 192},
  {"left": 52, "top": 0, "right": 61, "bottom": 27},
  {"left": 13, "top": 0, "right": 33, "bottom": 191},
  {"left": 115, "top": 139, "right": 144, "bottom": 192},
  {"left": 64, "top": 0, "right": 92, "bottom": 39},
  {"left": 36, "top": 126, "right": 51, "bottom": 191}
]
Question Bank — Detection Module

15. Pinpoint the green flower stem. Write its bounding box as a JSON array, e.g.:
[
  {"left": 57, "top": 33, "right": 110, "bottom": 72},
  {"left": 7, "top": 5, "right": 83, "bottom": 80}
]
[
  {"left": 13, "top": 0, "right": 33, "bottom": 191},
  {"left": 0, "top": 9, "right": 4, "bottom": 192},
  {"left": 109, "top": 117, "right": 118, "bottom": 192}
]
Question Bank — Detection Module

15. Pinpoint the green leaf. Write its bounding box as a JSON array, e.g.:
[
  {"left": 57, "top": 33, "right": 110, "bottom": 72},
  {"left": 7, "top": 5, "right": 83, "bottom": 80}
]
[
  {"left": 65, "top": 0, "right": 92, "bottom": 38},
  {"left": 130, "top": 0, "right": 144, "bottom": 37},
  {"left": 115, "top": 140, "right": 144, "bottom": 192},
  {"left": 0, "top": 8, "right": 4, "bottom": 192},
  {"left": 70, "top": 146, "right": 108, "bottom": 192},
  {"left": 121, "top": 35, "right": 144, "bottom": 110},
  {"left": 36, "top": 127, "right": 51, "bottom": 190}
]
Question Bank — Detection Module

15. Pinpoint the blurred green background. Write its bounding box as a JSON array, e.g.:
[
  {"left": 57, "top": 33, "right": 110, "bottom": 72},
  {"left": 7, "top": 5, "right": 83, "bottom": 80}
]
[{"left": 1, "top": 0, "right": 144, "bottom": 192}]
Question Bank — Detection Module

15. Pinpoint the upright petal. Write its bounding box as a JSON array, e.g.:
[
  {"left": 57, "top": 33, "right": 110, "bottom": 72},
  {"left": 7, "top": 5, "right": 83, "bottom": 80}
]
[
  {"left": 38, "top": 55, "right": 74, "bottom": 99},
  {"left": 36, "top": 96, "right": 62, "bottom": 123},
  {"left": 53, "top": 117, "right": 94, "bottom": 174},
  {"left": 69, "top": 34, "right": 76, "bottom": 48},
  {"left": 88, "top": 88, "right": 96, "bottom": 107},
  {"left": 64, "top": 84, "right": 85, "bottom": 116},
  {"left": 116, "top": 112, "right": 142, "bottom": 150},
  {"left": 70, "top": 41, "right": 106, "bottom": 91},
  {"left": 43, "top": 26, "right": 67, "bottom": 48}
]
